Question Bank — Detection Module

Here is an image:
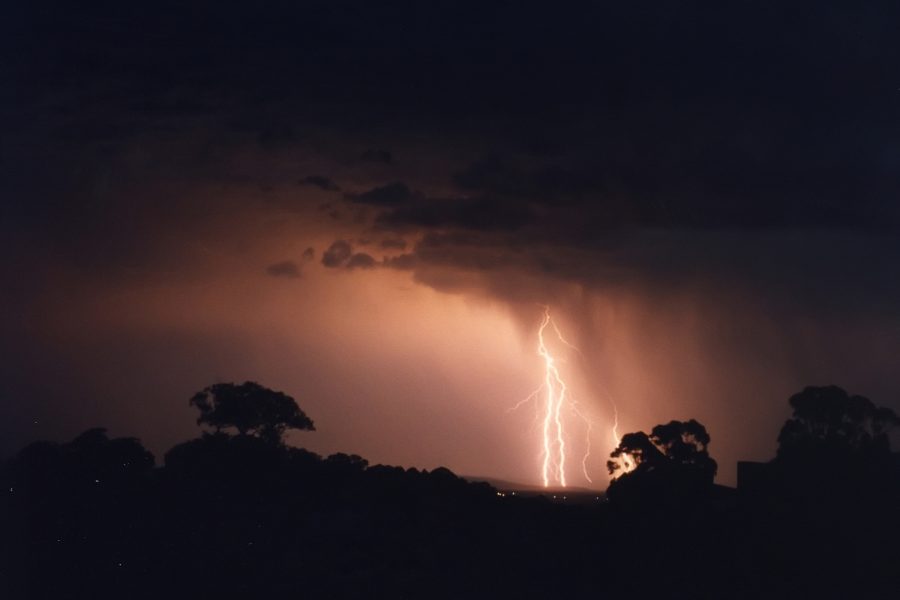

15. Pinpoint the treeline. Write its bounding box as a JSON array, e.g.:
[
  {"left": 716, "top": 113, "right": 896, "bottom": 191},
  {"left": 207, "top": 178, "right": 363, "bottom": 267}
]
[{"left": 1, "top": 383, "right": 898, "bottom": 599}]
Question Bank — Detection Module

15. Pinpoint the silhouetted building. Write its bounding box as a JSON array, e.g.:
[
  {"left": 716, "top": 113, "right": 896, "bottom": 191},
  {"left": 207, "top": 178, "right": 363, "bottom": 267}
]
[{"left": 736, "top": 461, "right": 776, "bottom": 498}]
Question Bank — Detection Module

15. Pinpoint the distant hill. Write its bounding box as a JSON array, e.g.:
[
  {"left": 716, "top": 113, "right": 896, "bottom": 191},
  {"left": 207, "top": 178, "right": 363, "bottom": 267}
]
[{"left": 462, "top": 475, "right": 606, "bottom": 504}]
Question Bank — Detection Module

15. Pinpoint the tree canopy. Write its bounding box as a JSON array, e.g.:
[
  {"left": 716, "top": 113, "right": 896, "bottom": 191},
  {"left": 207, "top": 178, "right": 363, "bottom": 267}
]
[
  {"left": 189, "top": 381, "right": 315, "bottom": 445},
  {"left": 608, "top": 419, "right": 717, "bottom": 481},
  {"left": 607, "top": 419, "right": 717, "bottom": 505},
  {"left": 777, "top": 385, "right": 899, "bottom": 462}
]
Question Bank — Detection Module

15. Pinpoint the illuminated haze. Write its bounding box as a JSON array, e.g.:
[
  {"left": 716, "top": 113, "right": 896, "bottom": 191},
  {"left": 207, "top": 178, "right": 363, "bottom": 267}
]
[{"left": 3, "top": 2, "right": 900, "bottom": 487}]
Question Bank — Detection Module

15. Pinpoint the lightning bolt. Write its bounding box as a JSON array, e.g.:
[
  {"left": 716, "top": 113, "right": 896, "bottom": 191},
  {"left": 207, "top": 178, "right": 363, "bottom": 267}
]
[
  {"left": 570, "top": 400, "right": 593, "bottom": 484},
  {"left": 510, "top": 305, "right": 632, "bottom": 487},
  {"left": 537, "top": 307, "right": 568, "bottom": 487},
  {"left": 610, "top": 401, "right": 635, "bottom": 474}
]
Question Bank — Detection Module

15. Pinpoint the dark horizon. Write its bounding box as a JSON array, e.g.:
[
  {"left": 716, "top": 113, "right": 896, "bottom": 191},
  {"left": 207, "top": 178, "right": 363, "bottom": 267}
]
[{"left": 4, "top": 380, "right": 898, "bottom": 598}]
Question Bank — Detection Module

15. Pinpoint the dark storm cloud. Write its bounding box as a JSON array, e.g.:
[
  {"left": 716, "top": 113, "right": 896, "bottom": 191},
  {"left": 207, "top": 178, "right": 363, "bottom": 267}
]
[
  {"left": 321, "top": 240, "right": 353, "bottom": 268},
  {"left": 266, "top": 260, "right": 301, "bottom": 279},
  {"left": 449, "top": 150, "right": 900, "bottom": 232},
  {"left": 346, "top": 253, "right": 377, "bottom": 270},
  {"left": 257, "top": 125, "right": 299, "bottom": 150},
  {"left": 348, "top": 182, "right": 416, "bottom": 207},
  {"left": 408, "top": 232, "right": 530, "bottom": 274},
  {"left": 342, "top": 180, "right": 535, "bottom": 232},
  {"left": 380, "top": 238, "right": 407, "bottom": 250},
  {"left": 376, "top": 197, "right": 534, "bottom": 232},
  {"left": 383, "top": 253, "right": 417, "bottom": 271},
  {"left": 299, "top": 176, "right": 340, "bottom": 192},
  {"left": 453, "top": 156, "right": 597, "bottom": 205},
  {"left": 4, "top": 0, "right": 900, "bottom": 294},
  {"left": 360, "top": 149, "right": 393, "bottom": 164},
  {"left": 7, "top": 2, "right": 900, "bottom": 232},
  {"left": 394, "top": 226, "right": 900, "bottom": 321}
]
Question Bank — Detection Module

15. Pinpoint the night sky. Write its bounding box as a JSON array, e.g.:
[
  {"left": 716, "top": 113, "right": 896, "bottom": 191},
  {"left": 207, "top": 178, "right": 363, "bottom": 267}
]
[{"left": 3, "top": 1, "right": 900, "bottom": 487}]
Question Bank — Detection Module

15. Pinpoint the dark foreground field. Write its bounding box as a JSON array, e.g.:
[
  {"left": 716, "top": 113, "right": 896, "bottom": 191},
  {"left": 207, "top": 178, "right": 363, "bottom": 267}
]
[{"left": 2, "top": 429, "right": 897, "bottom": 600}]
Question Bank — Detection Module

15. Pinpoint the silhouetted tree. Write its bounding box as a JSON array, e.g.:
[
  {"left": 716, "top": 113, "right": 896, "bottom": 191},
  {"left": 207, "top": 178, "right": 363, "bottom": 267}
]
[
  {"left": 608, "top": 419, "right": 717, "bottom": 481},
  {"left": 189, "top": 381, "right": 314, "bottom": 445},
  {"left": 9, "top": 427, "right": 154, "bottom": 490},
  {"left": 607, "top": 419, "right": 717, "bottom": 506},
  {"left": 608, "top": 431, "right": 662, "bottom": 476},
  {"left": 777, "top": 385, "right": 899, "bottom": 462},
  {"left": 771, "top": 386, "right": 900, "bottom": 506}
]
